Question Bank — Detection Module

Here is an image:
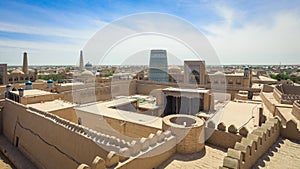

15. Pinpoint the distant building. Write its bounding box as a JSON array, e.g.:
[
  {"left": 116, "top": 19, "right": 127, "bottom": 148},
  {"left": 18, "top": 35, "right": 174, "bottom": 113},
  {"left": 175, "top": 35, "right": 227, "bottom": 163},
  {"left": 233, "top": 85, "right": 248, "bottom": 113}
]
[
  {"left": 149, "top": 49, "right": 168, "bottom": 82},
  {"left": 184, "top": 60, "right": 206, "bottom": 85},
  {"left": 85, "top": 62, "right": 93, "bottom": 71},
  {"left": 0, "top": 52, "right": 37, "bottom": 85},
  {"left": 0, "top": 64, "right": 8, "bottom": 85}
]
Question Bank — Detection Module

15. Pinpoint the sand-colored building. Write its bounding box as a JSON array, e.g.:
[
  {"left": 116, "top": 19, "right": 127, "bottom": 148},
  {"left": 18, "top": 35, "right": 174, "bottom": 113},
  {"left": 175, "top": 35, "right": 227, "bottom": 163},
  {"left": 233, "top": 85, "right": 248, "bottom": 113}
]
[{"left": 0, "top": 61, "right": 299, "bottom": 169}]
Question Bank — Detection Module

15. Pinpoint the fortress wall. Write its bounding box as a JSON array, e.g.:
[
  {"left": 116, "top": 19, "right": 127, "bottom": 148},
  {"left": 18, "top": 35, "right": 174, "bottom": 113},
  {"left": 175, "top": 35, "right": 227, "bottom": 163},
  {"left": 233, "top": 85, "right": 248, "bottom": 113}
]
[
  {"left": 114, "top": 130, "right": 177, "bottom": 169},
  {"left": 59, "top": 80, "right": 137, "bottom": 104},
  {"left": 261, "top": 84, "right": 274, "bottom": 92},
  {"left": 292, "top": 101, "right": 300, "bottom": 121},
  {"left": 260, "top": 92, "right": 276, "bottom": 115},
  {"left": 76, "top": 130, "right": 177, "bottom": 169},
  {"left": 205, "top": 122, "right": 245, "bottom": 149},
  {"left": 220, "top": 118, "right": 280, "bottom": 169},
  {"left": 280, "top": 119, "right": 300, "bottom": 140},
  {"left": 0, "top": 99, "right": 130, "bottom": 169},
  {"left": 273, "top": 87, "right": 282, "bottom": 103}
]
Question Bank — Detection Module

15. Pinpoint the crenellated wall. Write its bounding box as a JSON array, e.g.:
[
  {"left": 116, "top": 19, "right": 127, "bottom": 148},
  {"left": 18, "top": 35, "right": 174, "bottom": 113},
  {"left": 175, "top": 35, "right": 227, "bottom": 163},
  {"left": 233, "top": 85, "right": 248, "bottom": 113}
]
[
  {"left": 280, "top": 119, "right": 300, "bottom": 140},
  {"left": 291, "top": 100, "right": 300, "bottom": 120},
  {"left": 0, "top": 99, "right": 140, "bottom": 169},
  {"left": 77, "top": 130, "right": 177, "bottom": 169},
  {"left": 220, "top": 118, "right": 280, "bottom": 169},
  {"left": 206, "top": 122, "right": 247, "bottom": 149}
]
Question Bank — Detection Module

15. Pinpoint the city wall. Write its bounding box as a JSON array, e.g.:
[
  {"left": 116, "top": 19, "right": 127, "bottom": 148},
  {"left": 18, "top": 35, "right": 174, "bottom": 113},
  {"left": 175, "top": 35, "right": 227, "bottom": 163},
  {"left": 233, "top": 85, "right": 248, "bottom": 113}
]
[
  {"left": 291, "top": 100, "right": 300, "bottom": 120},
  {"left": 205, "top": 121, "right": 250, "bottom": 149},
  {"left": 220, "top": 118, "right": 280, "bottom": 169},
  {"left": 0, "top": 99, "right": 123, "bottom": 169},
  {"left": 280, "top": 118, "right": 300, "bottom": 140},
  {"left": 77, "top": 130, "right": 177, "bottom": 169}
]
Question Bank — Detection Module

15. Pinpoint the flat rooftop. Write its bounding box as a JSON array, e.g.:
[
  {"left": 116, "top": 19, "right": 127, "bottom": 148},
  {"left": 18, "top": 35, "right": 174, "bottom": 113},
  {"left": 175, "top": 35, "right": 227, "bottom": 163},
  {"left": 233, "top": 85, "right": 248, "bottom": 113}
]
[
  {"left": 218, "top": 101, "right": 261, "bottom": 132},
  {"left": 27, "top": 100, "right": 74, "bottom": 112},
  {"left": 10, "top": 89, "right": 55, "bottom": 97},
  {"left": 76, "top": 98, "right": 162, "bottom": 129}
]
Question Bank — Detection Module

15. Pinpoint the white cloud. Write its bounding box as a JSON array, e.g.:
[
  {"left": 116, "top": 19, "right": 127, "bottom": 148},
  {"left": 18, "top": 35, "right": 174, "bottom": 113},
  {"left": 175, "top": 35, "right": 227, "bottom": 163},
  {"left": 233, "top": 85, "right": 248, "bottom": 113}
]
[
  {"left": 0, "top": 21, "right": 99, "bottom": 40},
  {"left": 202, "top": 6, "right": 300, "bottom": 64}
]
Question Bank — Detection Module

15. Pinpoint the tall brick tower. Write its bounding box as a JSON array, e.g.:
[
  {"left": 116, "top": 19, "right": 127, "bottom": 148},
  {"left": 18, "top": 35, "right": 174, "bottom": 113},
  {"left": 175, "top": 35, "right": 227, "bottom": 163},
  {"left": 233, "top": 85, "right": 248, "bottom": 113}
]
[
  {"left": 23, "top": 52, "right": 29, "bottom": 74},
  {"left": 79, "top": 50, "right": 84, "bottom": 70}
]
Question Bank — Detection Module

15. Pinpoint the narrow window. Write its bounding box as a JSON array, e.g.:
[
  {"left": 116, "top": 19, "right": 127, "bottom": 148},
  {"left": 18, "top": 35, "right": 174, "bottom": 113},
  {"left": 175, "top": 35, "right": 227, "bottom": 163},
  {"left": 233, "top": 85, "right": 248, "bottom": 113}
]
[
  {"left": 15, "top": 136, "right": 19, "bottom": 147},
  {"left": 78, "top": 117, "right": 82, "bottom": 125}
]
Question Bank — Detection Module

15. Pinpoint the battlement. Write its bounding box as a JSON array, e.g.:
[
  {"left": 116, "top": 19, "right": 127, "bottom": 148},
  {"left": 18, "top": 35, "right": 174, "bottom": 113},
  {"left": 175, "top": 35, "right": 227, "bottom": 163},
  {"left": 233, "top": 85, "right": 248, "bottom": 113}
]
[
  {"left": 281, "top": 119, "right": 300, "bottom": 140},
  {"left": 220, "top": 117, "right": 280, "bottom": 169},
  {"left": 77, "top": 130, "right": 176, "bottom": 169},
  {"left": 292, "top": 100, "right": 300, "bottom": 120},
  {"left": 206, "top": 121, "right": 251, "bottom": 149}
]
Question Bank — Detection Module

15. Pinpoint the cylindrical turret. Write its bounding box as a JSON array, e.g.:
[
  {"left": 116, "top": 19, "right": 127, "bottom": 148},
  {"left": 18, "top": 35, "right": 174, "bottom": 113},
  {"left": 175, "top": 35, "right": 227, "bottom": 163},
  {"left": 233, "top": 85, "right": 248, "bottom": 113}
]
[
  {"left": 18, "top": 88, "right": 24, "bottom": 97},
  {"left": 5, "top": 84, "right": 11, "bottom": 98},
  {"left": 25, "top": 81, "right": 32, "bottom": 90},
  {"left": 47, "top": 79, "right": 54, "bottom": 88}
]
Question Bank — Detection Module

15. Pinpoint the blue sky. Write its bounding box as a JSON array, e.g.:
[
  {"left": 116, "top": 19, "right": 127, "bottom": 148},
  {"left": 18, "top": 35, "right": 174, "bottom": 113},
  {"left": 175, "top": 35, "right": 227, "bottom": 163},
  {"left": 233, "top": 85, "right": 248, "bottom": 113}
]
[{"left": 0, "top": 0, "right": 300, "bottom": 65}]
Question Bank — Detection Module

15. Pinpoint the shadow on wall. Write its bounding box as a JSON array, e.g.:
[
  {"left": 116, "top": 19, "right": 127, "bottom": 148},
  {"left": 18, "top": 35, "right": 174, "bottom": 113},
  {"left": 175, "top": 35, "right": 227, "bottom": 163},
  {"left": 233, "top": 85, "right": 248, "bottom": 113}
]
[{"left": 220, "top": 117, "right": 280, "bottom": 169}]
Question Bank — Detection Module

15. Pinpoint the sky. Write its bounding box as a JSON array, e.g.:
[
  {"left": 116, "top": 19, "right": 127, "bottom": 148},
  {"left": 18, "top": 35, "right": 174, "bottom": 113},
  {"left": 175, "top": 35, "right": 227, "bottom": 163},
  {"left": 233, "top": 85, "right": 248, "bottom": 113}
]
[{"left": 0, "top": 0, "right": 300, "bottom": 65}]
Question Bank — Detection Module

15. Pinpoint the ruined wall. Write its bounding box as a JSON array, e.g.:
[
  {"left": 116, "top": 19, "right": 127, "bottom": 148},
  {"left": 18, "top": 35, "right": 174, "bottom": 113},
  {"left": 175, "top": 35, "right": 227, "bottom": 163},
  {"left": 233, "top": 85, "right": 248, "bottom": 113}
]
[
  {"left": 220, "top": 118, "right": 280, "bottom": 169},
  {"left": 0, "top": 99, "right": 126, "bottom": 169}
]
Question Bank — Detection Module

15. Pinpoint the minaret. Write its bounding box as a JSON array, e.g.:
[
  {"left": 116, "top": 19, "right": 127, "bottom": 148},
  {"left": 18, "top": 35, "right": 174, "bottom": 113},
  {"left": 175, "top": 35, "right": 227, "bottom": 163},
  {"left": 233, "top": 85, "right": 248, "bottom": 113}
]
[
  {"left": 79, "top": 50, "right": 84, "bottom": 70},
  {"left": 23, "top": 52, "right": 28, "bottom": 74}
]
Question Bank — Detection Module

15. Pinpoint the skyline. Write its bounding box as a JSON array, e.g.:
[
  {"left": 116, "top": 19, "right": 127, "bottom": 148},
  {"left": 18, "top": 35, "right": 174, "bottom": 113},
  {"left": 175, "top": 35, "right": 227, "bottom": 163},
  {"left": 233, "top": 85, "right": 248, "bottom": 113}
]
[{"left": 0, "top": 0, "right": 300, "bottom": 65}]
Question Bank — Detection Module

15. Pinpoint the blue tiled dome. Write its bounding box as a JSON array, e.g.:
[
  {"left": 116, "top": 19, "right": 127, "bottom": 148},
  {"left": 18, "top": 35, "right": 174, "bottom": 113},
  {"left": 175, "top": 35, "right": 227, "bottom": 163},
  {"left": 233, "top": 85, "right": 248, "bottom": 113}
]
[
  {"left": 25, "top": 81, "right": 32, "bottom": 85},
  {"left": 47, "top": 79, "right": 54, "bottom": 83}
]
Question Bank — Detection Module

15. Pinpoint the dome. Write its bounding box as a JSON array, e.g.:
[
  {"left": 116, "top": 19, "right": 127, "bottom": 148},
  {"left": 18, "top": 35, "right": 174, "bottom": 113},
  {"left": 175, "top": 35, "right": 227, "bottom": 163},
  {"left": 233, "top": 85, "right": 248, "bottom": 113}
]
[
  {"left": 25, "top": 81, "right": 32, "bottom": 85},
  {"left": 168, "top": 65, "right": 181, "bottom": 74},
  {"left": 47, "top": 79, "right": 54, "bottom": 83},
  {"left": 214, "top": 71, "right": 224, "bottom": 75},
  {"left": 85, "top": 62, "right": 93, "bottom": 67},
  {"left": 81, "top": 70, "right": 94, "bottom": 76},
  {"left": 11, "top": 69, "right": 24, "bottom": 75},
  {"left": 244, "top": 66, "right": 249, "bottom": 71}
]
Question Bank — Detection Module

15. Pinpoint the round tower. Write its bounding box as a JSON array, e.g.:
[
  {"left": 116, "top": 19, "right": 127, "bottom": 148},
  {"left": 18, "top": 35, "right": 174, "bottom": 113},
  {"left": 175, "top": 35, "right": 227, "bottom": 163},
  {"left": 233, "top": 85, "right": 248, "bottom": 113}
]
[{"left": 162, "top": 114, "right": 205, "bottom": 154}]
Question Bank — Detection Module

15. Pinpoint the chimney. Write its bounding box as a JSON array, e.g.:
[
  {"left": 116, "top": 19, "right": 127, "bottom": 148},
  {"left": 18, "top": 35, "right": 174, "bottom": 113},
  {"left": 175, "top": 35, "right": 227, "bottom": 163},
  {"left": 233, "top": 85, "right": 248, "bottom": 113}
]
[{"left": 23, "top": 52, "right": 29, "bottom": 74}]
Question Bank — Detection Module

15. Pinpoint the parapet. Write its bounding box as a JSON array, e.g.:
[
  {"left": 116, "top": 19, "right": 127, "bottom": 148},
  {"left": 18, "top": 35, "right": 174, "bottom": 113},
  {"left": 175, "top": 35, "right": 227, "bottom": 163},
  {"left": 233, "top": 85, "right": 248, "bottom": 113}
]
[
  {"left": 220, "top": 117, "right": 280, "bottom": 169},
  {"left": 206, "top": 122, "right": 249, "bottom": 149},
  {"left": 281, "top": 118, "right": 300, "bottom": 140},
  {"left": 78, "top": 130, "right": 176, "bottom": 168}
]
